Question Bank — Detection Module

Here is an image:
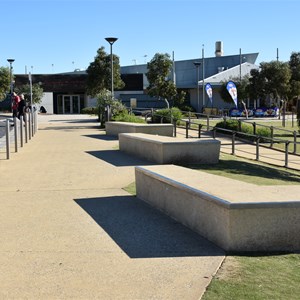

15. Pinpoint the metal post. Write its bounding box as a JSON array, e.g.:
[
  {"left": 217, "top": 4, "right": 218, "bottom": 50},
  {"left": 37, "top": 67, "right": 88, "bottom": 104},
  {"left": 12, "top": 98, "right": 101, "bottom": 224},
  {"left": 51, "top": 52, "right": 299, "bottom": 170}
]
[
  {"left": 232, "top": 132, "right": 236, "bottom": 155},
  {"left": 253, "top": 122, "right": 256, "bottom": 135},
  {"left": 198, "top": 124, "right": 202, "bottom": 138},
  {"left": 14, "top": 117, "right": 18, "bottom": 153},
  {"left": 173, "top": 119, "right": 177, "bottom": 137},
  {"left": 185, "top": 121, "right": 189, "bottom": 138},
  {"left": 28, "top": 112, "right": 32, "bottom": 140},
  {"left": 285, "top": 141, "right": 290, "bottom": 168},
  {"left": 256, "top": 137, "right": 260, "bottom": 161},
  {"left": 293, "top": 131, "right": 297, "bottom": 154},
  {"left": 270, "top": 126, "right": 274, "bottom": 148},
  {"left": 206, "top": 114, "right": 209, "bottom": 131},
  {"left": 25, "top": 113, "right": 28, "bottom": 143},
  {"left": 6, "top": 119, "right": 10, "bottom": 159},
  {"left": 20, "top": 115, "right": 24, "bottom": 147}
]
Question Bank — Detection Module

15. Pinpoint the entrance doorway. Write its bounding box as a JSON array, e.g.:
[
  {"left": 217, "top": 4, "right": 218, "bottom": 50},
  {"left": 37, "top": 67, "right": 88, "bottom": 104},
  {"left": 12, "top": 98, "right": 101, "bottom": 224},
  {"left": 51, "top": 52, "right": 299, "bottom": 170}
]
[{"left": 62, "top": 95, "right": 80, "bottom": 114}]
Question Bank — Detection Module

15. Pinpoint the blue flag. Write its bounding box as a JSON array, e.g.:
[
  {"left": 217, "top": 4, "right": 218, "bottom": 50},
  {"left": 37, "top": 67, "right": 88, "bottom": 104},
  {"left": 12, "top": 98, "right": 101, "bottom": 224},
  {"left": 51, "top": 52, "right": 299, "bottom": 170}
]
[
  {"left": 205, "top": 83, "right": 213, "bottom": 104},
  {"left": 226, "top": 81, "right": 238, "bottom": 107}
]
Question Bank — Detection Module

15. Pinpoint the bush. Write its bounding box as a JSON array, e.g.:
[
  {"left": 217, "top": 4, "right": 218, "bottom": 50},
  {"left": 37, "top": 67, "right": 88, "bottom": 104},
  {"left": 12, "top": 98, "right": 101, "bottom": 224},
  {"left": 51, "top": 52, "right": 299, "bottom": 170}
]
[
  {"left": 152, "top": 107, "right": 183, "bottom": 124},
  {"left": 112, "top": 110, "right": 146, "bottom": 123},
  {"left": 215, "top": 119, "right": 272, "bottom": 141},
  {"left": 81, "top": 107, "right": 98, "bottom": 115}
]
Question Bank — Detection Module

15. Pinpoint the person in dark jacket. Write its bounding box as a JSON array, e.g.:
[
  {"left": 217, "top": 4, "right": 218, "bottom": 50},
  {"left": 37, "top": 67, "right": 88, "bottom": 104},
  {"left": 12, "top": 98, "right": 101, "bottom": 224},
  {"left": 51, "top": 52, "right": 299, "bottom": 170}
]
[{"left": 18, "top": 94, "right": 26, "bottom": 121}]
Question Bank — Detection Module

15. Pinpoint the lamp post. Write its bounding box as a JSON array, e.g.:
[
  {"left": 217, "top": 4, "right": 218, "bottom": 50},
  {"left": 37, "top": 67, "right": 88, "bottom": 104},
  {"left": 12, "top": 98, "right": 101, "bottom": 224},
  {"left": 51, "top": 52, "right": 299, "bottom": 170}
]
[
  {"left": 194, "top": 62, "right": 201, "bottom": 112},
  {"left": 202, "top": 45, "right": 205, "bottom": 107},
  {"left": 7, "top": 59, "right": 15, "bottom": 94},
  {"left": 105, "top": 37, "right": 118, "bottom": 100}
]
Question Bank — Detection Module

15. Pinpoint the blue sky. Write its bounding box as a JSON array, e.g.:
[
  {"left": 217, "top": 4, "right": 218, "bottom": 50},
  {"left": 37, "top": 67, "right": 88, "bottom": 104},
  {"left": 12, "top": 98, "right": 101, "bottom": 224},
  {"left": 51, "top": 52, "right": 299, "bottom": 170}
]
[{"left": 1, "top": 0, "right": 299, "bottom": 74}]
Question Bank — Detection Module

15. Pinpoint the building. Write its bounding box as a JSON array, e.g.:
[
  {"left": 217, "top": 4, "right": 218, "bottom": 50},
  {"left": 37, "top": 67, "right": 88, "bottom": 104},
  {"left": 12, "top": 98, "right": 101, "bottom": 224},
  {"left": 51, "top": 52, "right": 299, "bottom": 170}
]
[{"left": 14, "top": 42, "right": 259, "bottom": 114}]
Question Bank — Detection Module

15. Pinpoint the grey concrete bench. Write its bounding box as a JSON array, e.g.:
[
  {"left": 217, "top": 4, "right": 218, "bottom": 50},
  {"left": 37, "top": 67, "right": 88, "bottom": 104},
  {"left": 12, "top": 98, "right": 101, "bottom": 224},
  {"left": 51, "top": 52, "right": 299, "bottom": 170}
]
[
  {"left": 135, "top": 164, "right": 300, "bottom": 252},
  {"left": 119, "top": 133, "right": 221, "bottom": 164},
  {"left": 105, "top": 122, "right": 173, "bottom": 137}
]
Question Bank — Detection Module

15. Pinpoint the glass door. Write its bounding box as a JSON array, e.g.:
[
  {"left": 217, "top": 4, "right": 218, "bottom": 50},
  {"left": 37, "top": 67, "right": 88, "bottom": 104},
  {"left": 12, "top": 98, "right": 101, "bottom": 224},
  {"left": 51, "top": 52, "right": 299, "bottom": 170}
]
[{"left": 63, "top": 95, "right": 80, "bottom": 114}]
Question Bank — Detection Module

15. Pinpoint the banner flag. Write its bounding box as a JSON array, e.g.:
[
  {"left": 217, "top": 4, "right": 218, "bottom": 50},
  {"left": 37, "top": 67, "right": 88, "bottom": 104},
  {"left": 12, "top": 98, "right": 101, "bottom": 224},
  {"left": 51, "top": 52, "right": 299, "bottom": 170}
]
[
  {"left": 226, "top": 81, "right": 238, "bottom": 107},
  {"left": 205, "top": 83, "right": 213, "bottom": 104}
]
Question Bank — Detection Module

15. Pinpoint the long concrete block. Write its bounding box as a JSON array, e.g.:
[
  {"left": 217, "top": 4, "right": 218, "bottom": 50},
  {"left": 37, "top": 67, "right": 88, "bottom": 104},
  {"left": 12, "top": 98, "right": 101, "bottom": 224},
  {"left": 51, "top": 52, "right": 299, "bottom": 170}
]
[
  {"left": 135, "top": 165, "right": 300, "bottom": 252},
  {"left": 119, "top": 133, "right": 220, "bottom": 164},
  {"left": 105, "top": 122, "right": 173, "bottom": 137}
]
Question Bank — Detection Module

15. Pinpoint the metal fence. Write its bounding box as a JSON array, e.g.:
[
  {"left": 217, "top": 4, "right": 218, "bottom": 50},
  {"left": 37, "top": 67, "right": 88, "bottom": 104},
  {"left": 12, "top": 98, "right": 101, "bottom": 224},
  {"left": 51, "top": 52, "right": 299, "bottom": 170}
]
[{"left": 0, "top": 111, "right": 38, "bottom": 160}]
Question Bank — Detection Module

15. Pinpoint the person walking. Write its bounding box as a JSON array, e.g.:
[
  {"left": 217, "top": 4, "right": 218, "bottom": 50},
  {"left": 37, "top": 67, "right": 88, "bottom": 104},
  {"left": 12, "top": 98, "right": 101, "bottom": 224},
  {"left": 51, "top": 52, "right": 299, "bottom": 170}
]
[
  {"left": 18, "top": 93, "right": 26, "bottom": 121},
  {"left": 11, "top": 92, "right": 20, "bottom": 118}
]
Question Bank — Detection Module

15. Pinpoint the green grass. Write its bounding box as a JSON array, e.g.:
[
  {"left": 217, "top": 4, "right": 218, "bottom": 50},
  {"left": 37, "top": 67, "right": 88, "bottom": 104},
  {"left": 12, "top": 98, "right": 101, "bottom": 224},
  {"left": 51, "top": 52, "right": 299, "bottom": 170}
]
[
  {"left": 202, "top": 254, "right": 300, "bottom": 300},
  {"left": 186, "top": 153, "right": 300, "bottom": 185},
  {"left": 122, "top": 152, "right": 300, "bottom": 300}
]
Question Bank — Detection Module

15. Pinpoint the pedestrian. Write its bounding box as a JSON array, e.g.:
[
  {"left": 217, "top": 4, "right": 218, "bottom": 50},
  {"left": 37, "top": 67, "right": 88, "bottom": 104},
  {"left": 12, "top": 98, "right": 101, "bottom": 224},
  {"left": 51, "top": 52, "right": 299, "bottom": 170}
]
[
  {"left": 18, "top": 93, "right": 26, "bottom": 121},
  {"left": 12, "top": 92, "right": 20, "bottom": 118}
]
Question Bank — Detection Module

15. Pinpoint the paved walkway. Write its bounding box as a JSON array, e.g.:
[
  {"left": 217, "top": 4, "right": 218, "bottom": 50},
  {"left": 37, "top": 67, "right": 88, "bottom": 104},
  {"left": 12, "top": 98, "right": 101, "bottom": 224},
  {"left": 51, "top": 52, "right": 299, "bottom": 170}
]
[
  {"left": 0, "top": 114, "right": 224, "bottom": 299},
  {"left": 175, "top": 126, "right": 300, "bottom": 171}
]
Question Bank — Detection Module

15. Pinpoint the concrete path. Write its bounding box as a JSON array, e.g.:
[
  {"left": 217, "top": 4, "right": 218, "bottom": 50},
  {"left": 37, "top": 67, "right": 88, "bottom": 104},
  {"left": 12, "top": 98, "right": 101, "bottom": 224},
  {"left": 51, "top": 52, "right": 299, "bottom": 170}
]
[{"left": 0, "top": 114, "right": 225, "bottom": 300}]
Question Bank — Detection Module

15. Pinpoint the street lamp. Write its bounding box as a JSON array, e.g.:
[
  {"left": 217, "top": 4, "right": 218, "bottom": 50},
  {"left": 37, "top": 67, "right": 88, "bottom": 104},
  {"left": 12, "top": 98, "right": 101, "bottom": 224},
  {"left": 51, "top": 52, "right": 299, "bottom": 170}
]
[
  {"left": 105, "top": 37, "right": 118, "bottom": 100},
  {"left": 7, "top": 59, "right": 15, "bottom": 94},
  {"left": 202, "top": 45, "right": 205, "bottom": 107},
  {"left": 194, "top": 62, "right": 201, "bottom": 112}
]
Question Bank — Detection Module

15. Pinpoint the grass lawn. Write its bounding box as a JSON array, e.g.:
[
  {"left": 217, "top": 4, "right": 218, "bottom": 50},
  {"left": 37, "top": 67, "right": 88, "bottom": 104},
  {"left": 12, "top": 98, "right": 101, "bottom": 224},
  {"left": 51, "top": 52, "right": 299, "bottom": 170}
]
[{"left": 123, "top": 153, "right": 300, "bottom": 300}]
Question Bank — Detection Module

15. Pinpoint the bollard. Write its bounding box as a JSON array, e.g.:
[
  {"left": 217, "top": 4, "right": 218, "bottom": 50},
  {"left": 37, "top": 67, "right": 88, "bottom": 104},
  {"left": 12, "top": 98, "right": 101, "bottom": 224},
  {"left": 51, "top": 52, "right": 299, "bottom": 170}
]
[
  {"left": 270, "top": 126, "right": 274, "bottom": 148},
  {"left": 28, "top": 112, "right": 32, "bottom": 140},
  {"left": 14, "top": 117, "right": 18, "bottom": 153},
  {"left": 25, "top": 113, "right": 28, "bottom": 143},
  {"left": 20, "top": 115, "right": 24, "bottom": 147},
  {"left": 6, "top": 119, "right": 10, "bottom": 159},
  {"left": 253, "top": 122, "right": 256, "bottom": 135}
]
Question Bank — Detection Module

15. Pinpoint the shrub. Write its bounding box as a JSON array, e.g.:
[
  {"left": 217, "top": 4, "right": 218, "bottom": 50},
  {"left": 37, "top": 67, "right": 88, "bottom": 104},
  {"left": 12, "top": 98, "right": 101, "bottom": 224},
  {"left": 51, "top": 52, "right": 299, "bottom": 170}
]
[
  {"left": 81, "top": 107, "right": 98, "bottom": 115},
  {"left": 112, "top": 110, "right": 146, "bottom": 123},
  {"left": 152, "top": 107, "right": 183, "bottom": 124}
]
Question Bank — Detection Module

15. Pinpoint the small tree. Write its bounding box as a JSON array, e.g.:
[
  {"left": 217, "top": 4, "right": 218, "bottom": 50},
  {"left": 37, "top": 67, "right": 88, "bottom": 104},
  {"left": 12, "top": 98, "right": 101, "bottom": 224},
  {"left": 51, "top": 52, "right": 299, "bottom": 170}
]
[
  {"left": 0, "top": 67, "right": 10, "bottom": 100},
  {"left": 15, "top": 83, "right": 44, "bottom": 105},
  {"left": 86, "top": 46, "right": 124, "bottom": 97},
  {"left": 146, "top": 53, "right": 177, "bottom": 104}
]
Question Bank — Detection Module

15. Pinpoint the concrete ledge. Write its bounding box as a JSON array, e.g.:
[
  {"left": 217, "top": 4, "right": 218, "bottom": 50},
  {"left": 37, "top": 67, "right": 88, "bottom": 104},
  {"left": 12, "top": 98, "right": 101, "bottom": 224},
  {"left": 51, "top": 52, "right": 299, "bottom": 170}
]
[
  {"left": 119, "top": 133, "right": 220, "bottom": 164},
  {"left": 105, "top": 122, "right": 173, "bottom": 137},
  {"left": 135, "top": 165, "right": 300, "bottom": 252}
]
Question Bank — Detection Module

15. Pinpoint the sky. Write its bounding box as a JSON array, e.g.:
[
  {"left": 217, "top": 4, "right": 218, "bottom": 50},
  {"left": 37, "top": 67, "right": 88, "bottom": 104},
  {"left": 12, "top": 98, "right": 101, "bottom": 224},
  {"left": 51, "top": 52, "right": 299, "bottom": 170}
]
[{"left": 1, "top": 0, "right": 300, "bottom": 75}]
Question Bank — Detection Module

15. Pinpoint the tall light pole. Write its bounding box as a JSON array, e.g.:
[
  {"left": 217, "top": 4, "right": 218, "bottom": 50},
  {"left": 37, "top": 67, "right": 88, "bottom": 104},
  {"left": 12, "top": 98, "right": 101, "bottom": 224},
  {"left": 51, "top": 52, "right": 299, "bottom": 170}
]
[
  {"left": 202, "top": 45, "right": 205, "bottom": 108},
  {"left": 7, "top": 59, "right": 15, "bottom": 95},
  {"left": 105, "top": 37, "right": 118, "bottom": 100},
  {"left": 194, "top": 62, "right": 201, "bottom": 112}
]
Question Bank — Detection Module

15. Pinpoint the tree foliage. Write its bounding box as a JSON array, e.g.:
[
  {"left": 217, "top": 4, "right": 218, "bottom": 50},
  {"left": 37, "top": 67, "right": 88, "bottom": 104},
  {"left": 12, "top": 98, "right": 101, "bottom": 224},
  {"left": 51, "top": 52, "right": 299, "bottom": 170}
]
[
  {"left": 0, "top": 67, "right": 10, "bottom": 100},
  {"left": 15, "top": 83, "right": 44, "bottom": 104},
  {"left": 146, "top": 53, "right": 177, "bottom": 101},
  {"left": 86, "top": 46, "right": 124, "bottom": 97}
]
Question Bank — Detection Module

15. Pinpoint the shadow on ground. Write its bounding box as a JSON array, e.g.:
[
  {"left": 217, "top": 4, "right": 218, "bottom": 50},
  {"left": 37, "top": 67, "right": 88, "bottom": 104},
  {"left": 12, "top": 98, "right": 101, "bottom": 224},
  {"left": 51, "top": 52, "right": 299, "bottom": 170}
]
[
  {"left": 86, "top": 150, "right": 155, "bottom": 167},
  {"left": 74, "top": 195, "right": 224, "bottom": 258},
  {"left": 83, "top": 134, "right": 118, "bottom": 141}
]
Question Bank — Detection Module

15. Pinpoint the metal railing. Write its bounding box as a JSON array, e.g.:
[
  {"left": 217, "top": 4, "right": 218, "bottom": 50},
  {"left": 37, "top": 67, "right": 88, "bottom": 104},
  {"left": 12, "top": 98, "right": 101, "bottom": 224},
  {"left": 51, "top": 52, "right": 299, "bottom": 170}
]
[{"left": 0, "top": 110, "right": 38, "bottom": 160}]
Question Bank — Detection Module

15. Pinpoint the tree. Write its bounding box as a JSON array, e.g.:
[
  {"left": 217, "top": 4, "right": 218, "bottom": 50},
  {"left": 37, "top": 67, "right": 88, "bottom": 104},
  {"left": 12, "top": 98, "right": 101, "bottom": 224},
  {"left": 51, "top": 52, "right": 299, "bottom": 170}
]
[
  {"left": 146, "top": 53, "right": 177, "bottom": 103},
  {"left": 259, "top": 61, "right": 291, "bottom": 105},
  {"left": 219, "top": 76, "right": 250, "bottom": 106},
  {"left": 289, "top": 52, "right": 300, "bottom": 100},
  {"left": 15, "top": 83, "right": 44, "bottom": 104},
  {"left": 86, "top": 46, "right": 124, "bottom": 97},
  {"left": 0, "top": 67, "right": 10, "bottom": 100}
]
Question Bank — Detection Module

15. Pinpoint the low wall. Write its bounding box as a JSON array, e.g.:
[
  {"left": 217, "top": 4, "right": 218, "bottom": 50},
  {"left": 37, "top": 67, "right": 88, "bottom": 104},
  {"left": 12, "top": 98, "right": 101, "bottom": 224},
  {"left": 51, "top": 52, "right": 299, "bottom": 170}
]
[
  {"left": 105, "top": 122, "right": 173, "bottom": 137},
  {"left": 135, "top": 165, "right": 300, "bottom": 252},
  {"left": 119, "top": 133, "right": 220, "bottom": 164}
]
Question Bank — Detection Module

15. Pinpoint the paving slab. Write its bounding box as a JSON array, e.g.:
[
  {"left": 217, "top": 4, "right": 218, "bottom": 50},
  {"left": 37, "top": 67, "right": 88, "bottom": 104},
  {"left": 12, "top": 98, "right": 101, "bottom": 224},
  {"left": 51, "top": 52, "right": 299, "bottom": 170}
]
[{"left": 0, "top": 114, "right": 225, "bottom": 300}]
